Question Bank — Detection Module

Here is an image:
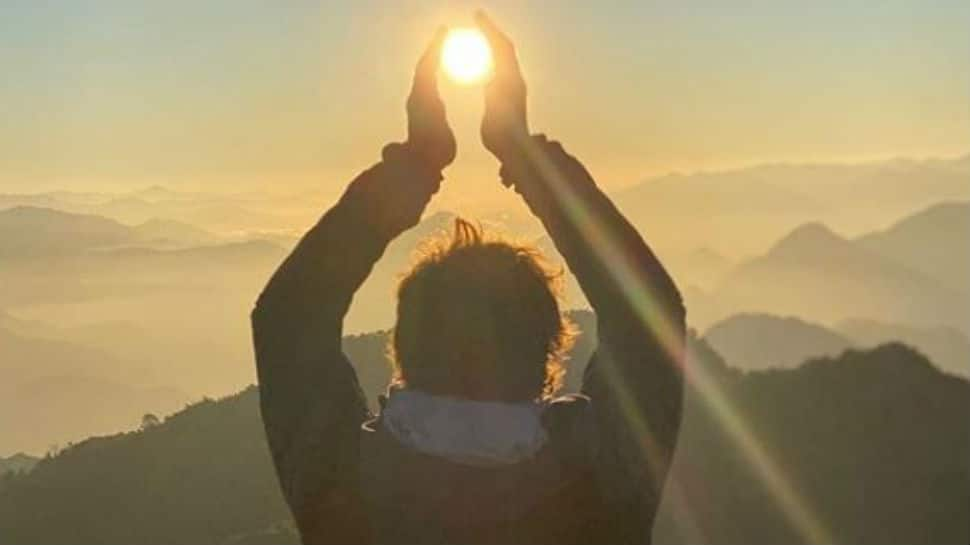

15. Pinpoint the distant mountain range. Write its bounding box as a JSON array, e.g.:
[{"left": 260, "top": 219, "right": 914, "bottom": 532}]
[
  {"left": 0, "top": 311, "right": 150, "bottom": 383},
  {"left": 696, "top": 201, "right": 970, "bottom": 333},
  {"left": 0, "top": 166, "right": 966, "bottom": 458},
  {"left": 0, "top": 373, "right": 188, "bottom": 458},
  {"left": 0, "top": 185, "right": 327, "bottom": 236},
  {"left": 702, "top": 312, "right": 969, "bottom": 378},
  {"left": 3, "top": 154, "right": 967, "bottom": 256},
  {"left": 857, "top": 201, "right": 969, "bottom": 293},
  {"left": 0, "top": 321, "right": 190, "bottom": 455},
  {"left": 1, "top": 337, "right": 965, "bottom": 545},
  {"left": 0, "top": 206, "right": 224, "bottom": 255},
  {"left": 0, "top": 207, "right": 289, "bottom": 456},
  {"left": 703, "top": 313, "right": 854, "bottom": 370},
  {"left": 836, "top": 319, "right": 970, "bottom": 378},
  {"left": 613, "top": 154, "right": 970, "bottom": 256},
  {"left": 0, "top": 206, "right": 133, "bottom": 256}
]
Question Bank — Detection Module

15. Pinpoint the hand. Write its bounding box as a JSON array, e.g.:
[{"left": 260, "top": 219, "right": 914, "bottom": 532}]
[
  {"left": 406, "top": 27, "right": 456, "bottom": 171},
  {"left": 476, "top": 11, "right": 530, "bottom": 164}
]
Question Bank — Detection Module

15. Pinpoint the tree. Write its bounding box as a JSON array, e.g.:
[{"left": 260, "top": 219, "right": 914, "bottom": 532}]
[{"left": 141, "top": 413, "right": 160, "bottom": 430}]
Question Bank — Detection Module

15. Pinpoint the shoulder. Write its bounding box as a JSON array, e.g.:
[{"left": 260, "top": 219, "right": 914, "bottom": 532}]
[
  {"left": 543, "top": 394, "right": 594, "bottom": 434},
  {"left": 542, "top": 394, "right": 597, "bottom": 467}
]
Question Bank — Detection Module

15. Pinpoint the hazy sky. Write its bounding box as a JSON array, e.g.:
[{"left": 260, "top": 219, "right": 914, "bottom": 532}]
[{"left": 1, "top": 0, "right": 968, "bottom": 201}]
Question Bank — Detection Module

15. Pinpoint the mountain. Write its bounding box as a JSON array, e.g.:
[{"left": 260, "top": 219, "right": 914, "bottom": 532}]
[
  {"left": 856, "top": 201, "right": 969, "bottom": 293},
  {"left": 0, "top": 322, "right": 148, "bottom": 384},
  {"left": 1, "top": 186, "right": 313, "bottom": 236},
  {"left": 0, "top": 206, "right": 288, "bottom": 422},
  {"left": 836, "top": 319, "right": 970, "bottom": 378},
  {"left": 0, "top": 387, "right": 294, "bottom": 545},
  {"left": 710, "top": 221, "right": 969, "bottom": 333},
  {"left": 0, "top": 233, "right": 286, "bottom": 322},
  {"left": 678, "top": 247, "right": 734, "bottom": 290},
  {"left": 1, "top": 340, "right": 965, "bottom": 545},
  {"left": 654, "top": 341, "right": 970, "bottom": 545},
  {"left": 0, "top": 206, "right": 228, "bottom": 255},
  {"left": 0, "top": 454, "right": 38, "bottom": 476},
  {"left": 701, "top": 311, "right": 970, "bottom": 378},
  {"left": 0, "top": 190, "right": 110, "bottom": 210},
  {"left": 0, "top": 374, "right": 188, "bottom": 458},
  {"left": 5, "top": 155, "right": 967, "bottom": 259},
  {"left": 703, "top": 313, "right": 854, "bottom": 370},
  {"left": 0, "top": 206, "right": 133, "bottom": 256},
  {"left": 0, "top": 235, "right": 287, "bottom": 395},
  {"left": 0, "top": 325, "right": 189, "bottom": 455}
]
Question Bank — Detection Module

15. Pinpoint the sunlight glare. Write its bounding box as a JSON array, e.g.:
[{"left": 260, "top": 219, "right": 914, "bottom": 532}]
[{"left": 441, "top": 28, "right": 493, "bottom": 85}]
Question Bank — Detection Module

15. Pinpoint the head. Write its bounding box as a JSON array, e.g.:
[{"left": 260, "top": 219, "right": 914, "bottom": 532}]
[{"left": 390, "top": 218, "right": 574, "bottom": 402}]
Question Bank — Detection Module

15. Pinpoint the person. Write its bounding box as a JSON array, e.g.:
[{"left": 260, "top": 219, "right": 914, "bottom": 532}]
[{"left": 251, "top": 12, "right": 685, "bottom": 545}]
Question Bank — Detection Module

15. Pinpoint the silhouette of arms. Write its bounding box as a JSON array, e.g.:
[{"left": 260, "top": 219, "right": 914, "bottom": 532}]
[
  {"left": 477, "top": 12, "right": 686, "bottom": 540},
  {"left": 250, "top": 29, "right": 453, "bottom": 536}
]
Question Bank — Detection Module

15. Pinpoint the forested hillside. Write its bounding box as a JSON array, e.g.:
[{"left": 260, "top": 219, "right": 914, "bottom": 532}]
[{"left": 2, "top": 330, "right": 966, "bottom": 545}]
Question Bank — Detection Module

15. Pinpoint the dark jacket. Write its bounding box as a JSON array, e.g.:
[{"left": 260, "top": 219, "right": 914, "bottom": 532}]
[{"left": 251, "top": 137, "right": 686, "bottom": 544}]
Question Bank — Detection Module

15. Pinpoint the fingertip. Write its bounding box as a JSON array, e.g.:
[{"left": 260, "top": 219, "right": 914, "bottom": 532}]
[
  {"left": 419, "top": 27, "right": 448, "bottom": 68},
  {"left": 474, "top": 11, "right": 513, "bottom": 55},
  {"left": 474, "top": 10, "right": 494, "bottom": 33},
  {"left": 474, "top": 9, "right": 495, "bottom": 25},
  {"left": 428, "top": 30, "right": 447, "bottom": 58},
  {"left": 430, "top": 26, "right": 448, "bottom": 51}
]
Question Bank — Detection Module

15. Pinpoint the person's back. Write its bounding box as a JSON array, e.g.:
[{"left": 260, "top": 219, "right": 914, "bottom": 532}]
[
  {"left": 251, "top": 13, "right": 685, "bottom": 544},
  {"left": 359, "top": 395, "right": 604, "bottom": 545}
]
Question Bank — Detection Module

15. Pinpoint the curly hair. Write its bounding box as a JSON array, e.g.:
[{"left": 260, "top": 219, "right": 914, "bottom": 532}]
[{"left": 389, "top": 218, "right": 575, "bottom": 401}]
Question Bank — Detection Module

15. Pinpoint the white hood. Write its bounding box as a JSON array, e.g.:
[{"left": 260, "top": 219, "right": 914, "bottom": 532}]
[{"left": 380, "top": 388, "right": 549, "bottom": 467}]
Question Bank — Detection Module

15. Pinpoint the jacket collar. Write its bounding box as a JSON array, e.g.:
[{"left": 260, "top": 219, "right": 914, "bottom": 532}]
[{"left": 379, "top": 387, "right": 549, "bottom": 467}]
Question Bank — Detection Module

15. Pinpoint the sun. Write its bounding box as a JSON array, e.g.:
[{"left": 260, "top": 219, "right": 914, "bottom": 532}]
[{"left": 441, "top": 28, "right": 493, "bottom": 85}]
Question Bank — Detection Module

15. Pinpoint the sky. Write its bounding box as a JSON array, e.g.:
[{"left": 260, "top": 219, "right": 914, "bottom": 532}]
[{"left": 1, "top": 0, "right": 968, "bottom": 204}]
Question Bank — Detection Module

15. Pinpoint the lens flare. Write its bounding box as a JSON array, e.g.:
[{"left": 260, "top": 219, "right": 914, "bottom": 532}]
[
  {"left": 511, "top": 133, "right": 836, "bottom": 545},
  {"left": 441, "top": 29, "right": 493, "bottom": 84}
]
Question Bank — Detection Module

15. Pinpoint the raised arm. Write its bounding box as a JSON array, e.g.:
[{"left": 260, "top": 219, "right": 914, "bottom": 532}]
[
  {"left": 477, "top": 12, "right": 686, "bottom": 540},
  {"left": 250, "top": 28, "right": 455, "bottom": 539}
]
